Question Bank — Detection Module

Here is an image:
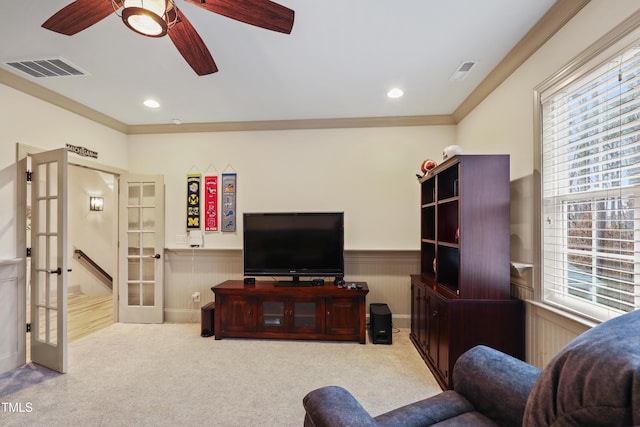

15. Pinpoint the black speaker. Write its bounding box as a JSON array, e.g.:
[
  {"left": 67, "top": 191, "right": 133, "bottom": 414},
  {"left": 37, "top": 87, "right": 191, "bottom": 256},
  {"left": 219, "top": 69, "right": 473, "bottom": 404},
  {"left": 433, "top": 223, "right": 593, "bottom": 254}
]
[
  {"left": 201, "top": 302, "right": 215, "bottom": 337},
  {"left": 244, "top": 277, "right": 256, "bottom": 285},
  {"left": 370, "top": 303, "right": 392, "bottom": 344}
]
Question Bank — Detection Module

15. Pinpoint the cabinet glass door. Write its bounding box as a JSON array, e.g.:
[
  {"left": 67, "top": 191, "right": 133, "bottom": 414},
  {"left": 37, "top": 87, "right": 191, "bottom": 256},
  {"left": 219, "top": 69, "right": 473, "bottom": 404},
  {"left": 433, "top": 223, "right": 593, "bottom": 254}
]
[
  {"left": 262, "top": 301, "right": 285, "bottom": 327},
  {"left": 293, "top": 301, "right": 317, "bottom": 329}
]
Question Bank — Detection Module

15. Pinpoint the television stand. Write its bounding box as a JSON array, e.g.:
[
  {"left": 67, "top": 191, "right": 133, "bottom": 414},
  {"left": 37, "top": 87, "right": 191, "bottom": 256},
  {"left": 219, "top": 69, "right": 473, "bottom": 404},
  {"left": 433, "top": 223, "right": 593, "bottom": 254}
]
[{"left": 211, "top": 280, "right": 369, "bottom": 343}]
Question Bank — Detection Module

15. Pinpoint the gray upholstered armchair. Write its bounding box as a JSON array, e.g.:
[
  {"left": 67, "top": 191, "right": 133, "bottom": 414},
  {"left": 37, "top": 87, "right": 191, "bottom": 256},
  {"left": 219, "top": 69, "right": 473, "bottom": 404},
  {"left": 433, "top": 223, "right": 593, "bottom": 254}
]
[{"left": 303, "top": 309, "right": 640, "bottom": 426}]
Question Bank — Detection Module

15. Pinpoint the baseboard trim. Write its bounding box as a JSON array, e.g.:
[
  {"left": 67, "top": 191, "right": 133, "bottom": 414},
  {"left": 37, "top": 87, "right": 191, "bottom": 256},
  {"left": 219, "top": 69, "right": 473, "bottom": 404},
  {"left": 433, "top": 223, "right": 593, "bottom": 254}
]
[{"left": 164, "top": 308, "right": 201, "bottom": 323}]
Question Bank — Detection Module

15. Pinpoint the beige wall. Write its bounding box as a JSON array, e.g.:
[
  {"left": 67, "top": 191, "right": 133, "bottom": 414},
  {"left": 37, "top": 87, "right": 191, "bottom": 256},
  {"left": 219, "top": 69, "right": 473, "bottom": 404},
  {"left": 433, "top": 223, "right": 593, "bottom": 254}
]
[
  {"left": 0, "top": 85, "right": 129, "bottom": 169},
  {"left": 127, "top": 126, "right": 456, "bottom": 250},
  {"left": 458, "top": 1, "right": 640, "bottom": 178},
  {"left": 127, "top": 126, "right": 455, "bottom": 327},
  {"left": 0, "top": 84, "right": 128, "bottom": 260},
  {"left": 67, "top": 166, "right": 117, "bottom": 296}
]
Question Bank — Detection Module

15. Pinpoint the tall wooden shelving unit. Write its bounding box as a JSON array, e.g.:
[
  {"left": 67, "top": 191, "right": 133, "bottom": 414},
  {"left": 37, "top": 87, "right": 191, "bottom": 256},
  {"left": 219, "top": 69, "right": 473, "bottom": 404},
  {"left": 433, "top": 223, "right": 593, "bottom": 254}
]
[{"left": 410, "top": 154, "right": 524, "bottom": 389}]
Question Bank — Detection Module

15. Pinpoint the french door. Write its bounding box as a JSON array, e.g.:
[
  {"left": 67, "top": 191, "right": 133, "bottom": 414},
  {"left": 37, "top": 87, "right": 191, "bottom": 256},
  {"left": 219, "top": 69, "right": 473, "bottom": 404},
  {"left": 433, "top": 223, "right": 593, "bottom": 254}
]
[
  {"left": 118, "top": 174, "right": 164, "bottom": 323},
  {"left": 11, "top": 144, "right": 165, "bottom": 375},
  {"left": 30, "top": 148, "right": 68, "bottom": 373}
]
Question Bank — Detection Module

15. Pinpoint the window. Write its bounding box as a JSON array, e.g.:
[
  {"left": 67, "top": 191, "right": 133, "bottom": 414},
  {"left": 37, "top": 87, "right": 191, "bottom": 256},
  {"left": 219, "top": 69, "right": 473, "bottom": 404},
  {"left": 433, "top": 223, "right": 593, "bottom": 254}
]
[{"left": 539, "top": 40, "right": 640, "bottom": 322}]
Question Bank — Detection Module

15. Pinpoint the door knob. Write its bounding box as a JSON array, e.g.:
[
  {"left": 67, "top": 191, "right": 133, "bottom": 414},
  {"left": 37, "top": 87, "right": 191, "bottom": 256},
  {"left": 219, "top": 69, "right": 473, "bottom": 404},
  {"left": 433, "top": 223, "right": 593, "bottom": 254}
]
[{"left": 49, "top": 268, "right": 72, "bottom": 274}]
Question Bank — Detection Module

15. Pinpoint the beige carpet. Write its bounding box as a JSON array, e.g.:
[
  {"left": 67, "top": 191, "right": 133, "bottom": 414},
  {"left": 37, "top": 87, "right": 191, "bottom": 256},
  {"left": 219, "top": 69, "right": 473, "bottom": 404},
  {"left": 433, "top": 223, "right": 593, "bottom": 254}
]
[{"left": 0, "top": 323, "right": 441, "bottom": 426}]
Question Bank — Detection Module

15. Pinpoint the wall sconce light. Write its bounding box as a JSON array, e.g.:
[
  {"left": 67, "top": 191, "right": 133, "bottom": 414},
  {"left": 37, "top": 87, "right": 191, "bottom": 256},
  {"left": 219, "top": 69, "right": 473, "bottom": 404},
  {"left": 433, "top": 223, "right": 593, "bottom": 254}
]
[{"left": 90, "top": 197, "right": 104, "bottom": 212}]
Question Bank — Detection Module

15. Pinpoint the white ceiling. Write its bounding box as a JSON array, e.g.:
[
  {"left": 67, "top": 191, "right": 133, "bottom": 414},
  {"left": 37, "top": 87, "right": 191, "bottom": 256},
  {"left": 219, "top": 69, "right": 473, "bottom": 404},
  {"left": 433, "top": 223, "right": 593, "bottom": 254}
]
[{"left": 0, "top": 0, "right": 560, "bottom": 127}]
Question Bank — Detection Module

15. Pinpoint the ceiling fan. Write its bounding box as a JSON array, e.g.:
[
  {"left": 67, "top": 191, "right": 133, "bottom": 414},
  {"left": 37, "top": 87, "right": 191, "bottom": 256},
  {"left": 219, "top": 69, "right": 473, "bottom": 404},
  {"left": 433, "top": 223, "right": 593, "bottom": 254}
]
[{"left": 41, "top": 0, "right": 295, "bottom": 76}]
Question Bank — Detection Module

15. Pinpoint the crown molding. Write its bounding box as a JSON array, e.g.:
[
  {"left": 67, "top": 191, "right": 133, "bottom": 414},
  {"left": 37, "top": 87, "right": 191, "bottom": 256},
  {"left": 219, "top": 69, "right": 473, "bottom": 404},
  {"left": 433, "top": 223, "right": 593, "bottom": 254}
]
[
  {"left": 452, "top": 0, "right": 590, "bottom": 123},
  {"left": 125, "top": 115, "right": 456, "bottom": 134},
  {"left": 0, "top": 68, "right": 129, "bottom": 133},
  {"left": 2, "top": 0, "right": 589, "bottom": 135}
]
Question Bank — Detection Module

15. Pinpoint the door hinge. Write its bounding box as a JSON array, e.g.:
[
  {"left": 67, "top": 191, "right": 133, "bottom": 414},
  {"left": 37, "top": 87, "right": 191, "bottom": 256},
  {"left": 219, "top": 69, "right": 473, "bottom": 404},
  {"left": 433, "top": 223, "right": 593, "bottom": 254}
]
[
  {"left": 26, "top": 323, "right": 31, "bottom": 333},
  {"left": 26, "top": 247, "right": 31, "bottom": 258},
  {"left": 26, "top": 170, "right": 32, "bottom": 182}
]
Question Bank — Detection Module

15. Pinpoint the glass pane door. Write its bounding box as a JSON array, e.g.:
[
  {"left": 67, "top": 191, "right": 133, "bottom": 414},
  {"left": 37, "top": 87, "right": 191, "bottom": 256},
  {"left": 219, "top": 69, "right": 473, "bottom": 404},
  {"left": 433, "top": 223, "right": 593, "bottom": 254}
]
[
  {"left": 119, "top": 175, "right": 164, "bottom": 323},
  {"left": 30, "top": 148, "right": 68, "bottom": 373}
]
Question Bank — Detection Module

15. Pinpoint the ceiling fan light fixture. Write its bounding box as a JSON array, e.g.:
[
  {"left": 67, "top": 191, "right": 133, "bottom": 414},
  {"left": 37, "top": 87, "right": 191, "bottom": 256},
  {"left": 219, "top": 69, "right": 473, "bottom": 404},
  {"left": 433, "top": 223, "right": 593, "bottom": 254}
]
[{"left": 121, "top": 0, "right": 173, "bottom": 37}]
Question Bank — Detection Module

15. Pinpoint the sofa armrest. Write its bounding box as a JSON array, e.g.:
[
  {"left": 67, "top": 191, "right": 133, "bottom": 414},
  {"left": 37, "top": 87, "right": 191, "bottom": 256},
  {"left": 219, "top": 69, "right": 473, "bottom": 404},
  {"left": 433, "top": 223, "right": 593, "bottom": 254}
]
[
  {"left": 303, "top": 386, "right": 379, "bottom": 427},
  {"left": 453, "top": 345, "right": 541, "bottom": 427}
]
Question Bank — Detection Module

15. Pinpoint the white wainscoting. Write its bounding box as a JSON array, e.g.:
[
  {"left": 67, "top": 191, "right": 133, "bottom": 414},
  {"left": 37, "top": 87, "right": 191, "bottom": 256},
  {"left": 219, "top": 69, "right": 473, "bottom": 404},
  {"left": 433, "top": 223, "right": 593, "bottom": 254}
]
[
  {"left": 510, "top": 264, "right": 597, "bottom": 368},
  {"left": 525, "top": 302, "right": 592, "bottom": 368},
  {"left": 510, "top": 268, "right": 593, "bottom": 368},
  {"left": 0, "top": 258, "right": 25, "bottom": 375},
  {"left": 163, "top": 248, "right": 594, "bottom": 368},
  {"left": 162, "top": 249, "right": 419, "bottom": 327}
]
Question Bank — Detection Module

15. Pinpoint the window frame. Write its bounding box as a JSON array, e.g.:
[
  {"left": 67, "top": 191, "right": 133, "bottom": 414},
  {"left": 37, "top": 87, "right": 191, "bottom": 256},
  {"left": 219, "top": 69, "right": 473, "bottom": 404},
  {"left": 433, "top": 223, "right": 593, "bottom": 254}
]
[
  {"left": 534, "top": 12, "right": 640, "bottom": 323},
  {"left": 543, "top": 186, "right": 639, "bottom": 321}
]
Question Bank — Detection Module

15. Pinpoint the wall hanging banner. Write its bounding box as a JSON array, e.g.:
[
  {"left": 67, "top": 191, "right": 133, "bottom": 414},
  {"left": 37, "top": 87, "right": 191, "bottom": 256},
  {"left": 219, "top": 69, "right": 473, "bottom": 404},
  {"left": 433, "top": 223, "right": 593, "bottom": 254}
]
[
  {"left": 221, "top": 173, "right": 236, "bottom": 232},
  {"left": 204, "top": 175, "right": 218, "bottom": 232},
  {"left": 187, "top": 173, "right": 201, "bottom": 230}
]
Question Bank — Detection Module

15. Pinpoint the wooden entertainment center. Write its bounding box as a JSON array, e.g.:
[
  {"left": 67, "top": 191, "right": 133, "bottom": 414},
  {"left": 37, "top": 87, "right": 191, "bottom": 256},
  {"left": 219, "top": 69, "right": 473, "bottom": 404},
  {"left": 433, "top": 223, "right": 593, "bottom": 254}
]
[
  {"left": 411, "top": 155, "right": 524, "bottom": 389},
  {"left": 211, "top": 280, "right": 369, "bottom": 343}
]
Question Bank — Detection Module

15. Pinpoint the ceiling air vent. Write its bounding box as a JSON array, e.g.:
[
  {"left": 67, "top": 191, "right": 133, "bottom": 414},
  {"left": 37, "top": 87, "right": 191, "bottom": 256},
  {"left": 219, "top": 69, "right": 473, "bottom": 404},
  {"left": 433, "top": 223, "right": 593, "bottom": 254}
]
[
  {"left": 4, "top": 57, "right": 88, "bottom": 78},
  {"left": 450, "top": 61, "right": 477, "bottom": 81}
]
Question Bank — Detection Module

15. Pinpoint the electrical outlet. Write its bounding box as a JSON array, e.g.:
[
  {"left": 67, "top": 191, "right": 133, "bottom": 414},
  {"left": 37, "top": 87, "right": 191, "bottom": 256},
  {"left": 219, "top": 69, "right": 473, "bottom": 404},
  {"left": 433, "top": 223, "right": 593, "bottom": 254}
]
[
  {"left": 176, "top": 234, "right": 187, "bottom": 245},
  {"left": 192, "top": 291, "right": 200, "bottom": 302}
]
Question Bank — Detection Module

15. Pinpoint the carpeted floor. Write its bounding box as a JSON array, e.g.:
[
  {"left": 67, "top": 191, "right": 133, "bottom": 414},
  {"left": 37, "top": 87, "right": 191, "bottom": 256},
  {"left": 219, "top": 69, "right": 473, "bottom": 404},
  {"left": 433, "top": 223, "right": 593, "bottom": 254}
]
[{"left": 0, "top": 323, "right": 441, "bottom": 426}]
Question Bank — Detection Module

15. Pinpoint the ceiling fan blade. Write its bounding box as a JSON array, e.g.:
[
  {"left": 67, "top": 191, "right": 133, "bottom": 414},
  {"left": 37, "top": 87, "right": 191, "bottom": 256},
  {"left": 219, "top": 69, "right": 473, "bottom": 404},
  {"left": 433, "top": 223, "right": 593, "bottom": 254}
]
[
  {"left": 168, "top": 9, "right": 218, "bottom": 75},
  {"left": 185, "top": 0, "right": 294, "bottom": 34},
  {"left": 42, "top": 0, "right": 119, "bottom": 36}
]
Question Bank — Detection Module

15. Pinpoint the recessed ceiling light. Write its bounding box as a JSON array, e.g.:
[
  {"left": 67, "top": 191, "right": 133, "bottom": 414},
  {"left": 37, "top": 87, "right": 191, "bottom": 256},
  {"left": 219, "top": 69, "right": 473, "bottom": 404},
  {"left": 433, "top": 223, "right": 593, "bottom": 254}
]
[
  {"left": 387, "top": 88, "right": 404, "bottom": 99},
  {"left": 143, "top": 99, "right": 160, "bottom": 108}
]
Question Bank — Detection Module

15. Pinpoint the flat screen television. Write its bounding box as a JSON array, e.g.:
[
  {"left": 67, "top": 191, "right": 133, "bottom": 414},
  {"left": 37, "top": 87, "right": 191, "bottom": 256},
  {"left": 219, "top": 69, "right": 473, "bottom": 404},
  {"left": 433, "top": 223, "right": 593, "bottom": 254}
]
[{"left": 243, "top": 212, "right": 344, "bottom": 285}]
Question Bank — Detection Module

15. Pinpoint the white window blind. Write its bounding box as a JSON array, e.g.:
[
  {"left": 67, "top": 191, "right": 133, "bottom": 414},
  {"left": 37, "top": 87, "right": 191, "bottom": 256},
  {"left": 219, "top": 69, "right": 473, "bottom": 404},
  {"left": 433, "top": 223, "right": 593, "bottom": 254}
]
[{"left": 541, "top": 42, "right": 640, "bottom": 321}]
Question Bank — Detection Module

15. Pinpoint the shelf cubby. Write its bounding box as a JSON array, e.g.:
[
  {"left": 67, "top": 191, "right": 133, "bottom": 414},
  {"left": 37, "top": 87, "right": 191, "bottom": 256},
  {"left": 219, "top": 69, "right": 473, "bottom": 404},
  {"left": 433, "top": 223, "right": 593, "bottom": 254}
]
[
  {"left": 420, "top": 241, "right": 436, "bottom": 275},
  {"left": 421, "top": 206, "right": 436, "bottom": 241},
  {"left": 437, "top": 164, "right": 459, "bottom": 200},
  {"left": 437, "top": 200, "right": 459, "bottom": 244},
  {"left": 436, "top": 244, "right": 459, "bottom": 291},
  {"left": 421, "top": 178, "right": 436, "bottom": 205}
]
